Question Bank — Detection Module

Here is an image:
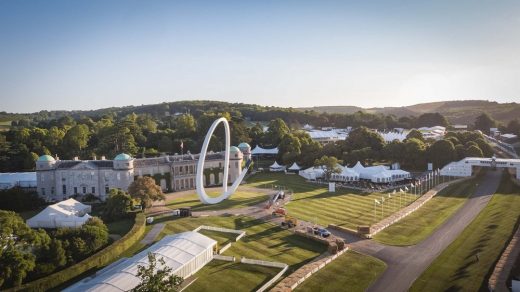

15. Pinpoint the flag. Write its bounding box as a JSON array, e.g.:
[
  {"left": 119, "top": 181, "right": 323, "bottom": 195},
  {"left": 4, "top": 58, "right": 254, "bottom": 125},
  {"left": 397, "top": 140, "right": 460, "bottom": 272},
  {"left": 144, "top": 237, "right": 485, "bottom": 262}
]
[
  {"left": 392, "top": 190, "right": 396, "bottom": 194},
  {"left": 411, "top": 183, "right": 415, "bottom": 187},
  {"left": 375, "top": 199, "right": 380, "bottom": 205},
  {"left": 405, "top": 186, "right": 409, "bottom": 191},
  {"left": 399, "top": 188, "right": 404, "bottom": 193},
  {"left": 381, "top": 197, "right": 385, "bottom": 203},
  {"left": 388, "top": 193, "right": 391, "bottom": 198},
  {"left": 180, "top": 140, "right": 184, "bottom": 149}
]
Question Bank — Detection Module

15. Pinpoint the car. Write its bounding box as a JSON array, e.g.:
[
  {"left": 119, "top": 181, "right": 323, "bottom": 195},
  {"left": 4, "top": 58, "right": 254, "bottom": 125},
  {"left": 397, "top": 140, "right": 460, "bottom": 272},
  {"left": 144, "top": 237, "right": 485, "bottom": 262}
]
[
  {"left": 272, "top": 207, "right": 287, "bottom": 216},
  {"left": 313, "top": 227, "right": 331, "bottom": 238}
]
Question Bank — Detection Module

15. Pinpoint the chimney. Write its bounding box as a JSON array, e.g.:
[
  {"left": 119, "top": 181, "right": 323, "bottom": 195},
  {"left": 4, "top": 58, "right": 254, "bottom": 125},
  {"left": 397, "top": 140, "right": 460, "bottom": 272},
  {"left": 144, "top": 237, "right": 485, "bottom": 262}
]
[
  {"left": 93, "top": 155, "right": 97, "bottom": 160},
  {"left": 101, "top": 156, "right": 106, "bottom": 160},
  {"left": 73, "top": 156, "right": 79, "bottom": 161}
]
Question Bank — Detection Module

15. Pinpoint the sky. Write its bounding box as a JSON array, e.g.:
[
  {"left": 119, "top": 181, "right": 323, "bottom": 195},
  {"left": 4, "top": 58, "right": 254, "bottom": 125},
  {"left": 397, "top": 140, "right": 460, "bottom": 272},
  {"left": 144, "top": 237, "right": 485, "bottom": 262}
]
[{"left": 1, "top": 0, "right": 519, "bottom": 113}]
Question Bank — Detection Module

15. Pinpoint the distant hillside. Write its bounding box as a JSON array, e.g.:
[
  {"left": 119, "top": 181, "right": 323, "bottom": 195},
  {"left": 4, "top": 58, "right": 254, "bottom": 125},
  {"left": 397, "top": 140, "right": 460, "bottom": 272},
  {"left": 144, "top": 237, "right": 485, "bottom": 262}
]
[{"left": 299, "top": 100, "right": 520, "bottom": 125}]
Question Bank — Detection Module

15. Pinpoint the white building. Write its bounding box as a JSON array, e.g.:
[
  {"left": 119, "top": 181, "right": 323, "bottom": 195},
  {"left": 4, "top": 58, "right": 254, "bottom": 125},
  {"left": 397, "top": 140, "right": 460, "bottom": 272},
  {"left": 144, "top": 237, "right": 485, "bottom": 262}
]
[
  {"left": 64, "top": 231, "right": 217, "bottom": 292},
  {"left": 441, "top": 157, "right": 520, "bottom": 179},
  {"left": 36, "top": 147, "right": 245, "bottom": 202},
  {"left": 300, "top": 161, "right": 411, "bottom": 183},
  {"left": 26, "top": 198, "right": 92, "bottom": 228},
  {"left": 0, "top": 172, "right": 37, "bottom": 190}
]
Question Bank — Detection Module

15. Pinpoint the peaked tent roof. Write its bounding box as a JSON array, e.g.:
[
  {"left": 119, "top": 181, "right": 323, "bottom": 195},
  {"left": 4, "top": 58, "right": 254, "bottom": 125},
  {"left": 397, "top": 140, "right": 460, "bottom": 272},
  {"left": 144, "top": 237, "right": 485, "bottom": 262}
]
[
  {"left": 269, "top": 161, "right": 284, "bottom": 169},
  {"left": 251, "top": 145, "right": 279, "bottom": 155},
  {"left": 288, "top": 162, "right": 301, "bottom": 170}
]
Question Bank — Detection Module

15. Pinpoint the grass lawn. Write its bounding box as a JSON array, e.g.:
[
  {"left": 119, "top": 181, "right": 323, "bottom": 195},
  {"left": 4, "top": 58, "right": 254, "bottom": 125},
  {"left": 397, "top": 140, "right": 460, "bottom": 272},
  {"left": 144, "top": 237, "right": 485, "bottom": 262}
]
[
  {"left": 245, "top": 173, "right": 417, "bottom": 229},
  {"left": 295, "top": 251, "right": 386, "bottom": 292},
  {"left": 186, "top": 261, "right": 279, "bottom": 292},
  {"left": 373, "top": 177, "right": 479, "bottom": 246},
  {"left": 410, "top": 172, "right": 520, "bottom": 292},
  {"left": 165, "top": 189, "right": 269, "bottom": 211}
]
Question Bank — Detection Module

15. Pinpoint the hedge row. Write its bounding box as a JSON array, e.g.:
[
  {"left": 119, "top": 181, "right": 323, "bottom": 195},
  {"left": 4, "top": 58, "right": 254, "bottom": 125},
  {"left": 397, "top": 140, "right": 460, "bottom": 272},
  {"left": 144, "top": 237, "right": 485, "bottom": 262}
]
[{"left": 12, "top": 213, "right": 146, "bottom": 292}]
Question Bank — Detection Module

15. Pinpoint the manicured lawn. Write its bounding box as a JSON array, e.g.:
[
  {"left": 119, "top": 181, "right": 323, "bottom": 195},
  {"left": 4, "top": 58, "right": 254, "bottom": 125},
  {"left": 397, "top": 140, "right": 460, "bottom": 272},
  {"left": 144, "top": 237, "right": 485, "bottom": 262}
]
[
  {"left": 295, "top": 251, "right": 386, "bottom": 292},
  {"left": 410, "top": 173, "right": 520, "bottom": 292},
  {"left": 165, "top": 189, "right": 269, "bottom": 211},
  {"left": 154, "top": 215, "right": 327, "bottom": 269},
  {"left": 373, "top": 177, "right": 479, "bottom": 246},
  {"left": 186, "top": 261, "right": 279, "bottom": 292},
  {"left": 245, "top": 173, "right": 417, "bottom": 228}
]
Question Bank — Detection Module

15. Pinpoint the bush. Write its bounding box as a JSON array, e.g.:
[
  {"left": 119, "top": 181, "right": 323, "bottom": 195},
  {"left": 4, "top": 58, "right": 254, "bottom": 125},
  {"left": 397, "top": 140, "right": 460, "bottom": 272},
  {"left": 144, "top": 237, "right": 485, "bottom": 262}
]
[
  {"left": 0, "top": 188, "right": 45, "bottom": 212},
  {"left": 9, "top": 213, "right": 146, "bottom": 292}
]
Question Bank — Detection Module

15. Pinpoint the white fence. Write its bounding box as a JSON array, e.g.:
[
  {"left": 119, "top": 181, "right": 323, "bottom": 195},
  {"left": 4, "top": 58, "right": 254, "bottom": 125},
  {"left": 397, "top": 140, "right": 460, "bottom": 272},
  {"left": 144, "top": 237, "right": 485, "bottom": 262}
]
[
  {"left": 240, "top": 257, "right": 288, "bottom": 292},
  {"left": 219, "top": 243, "right": 232, "bottom": 254},
  {"left": 213, "top": 254, "right": 235, "bottom": 262},
  {"left": 193, "top": 225, "right": 246, "bottom": 241}
]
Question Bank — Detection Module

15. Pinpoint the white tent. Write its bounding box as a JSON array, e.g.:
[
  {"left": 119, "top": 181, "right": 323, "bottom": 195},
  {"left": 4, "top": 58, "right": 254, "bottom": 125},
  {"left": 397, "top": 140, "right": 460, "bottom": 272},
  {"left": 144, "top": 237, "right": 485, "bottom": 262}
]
[
  {"left": 299, "top": 167, "right": 325, "bottom": 180},
  {"left": 269, "top": 161, "right": 285, "bottom": 172},
  {"left": 27, "top": 198, "right": 92, "bottom": 229},
  {"left": 251, "top": 145, "right": 279, "bottom": 156},
  {"left": 331, "top": 166, "right": 359, "bottom": 182},
  {"left": 288, "top": 162, "right": 301, "bottom": 171},
  {"left": 65, "top": 231, "right": 217, "bottom": 292}
]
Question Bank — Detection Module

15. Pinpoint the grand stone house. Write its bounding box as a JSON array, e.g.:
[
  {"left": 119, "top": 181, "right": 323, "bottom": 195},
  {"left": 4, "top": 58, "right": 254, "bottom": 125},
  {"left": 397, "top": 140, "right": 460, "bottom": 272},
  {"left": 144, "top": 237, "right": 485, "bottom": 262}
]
[{"left": 35, "top": 144, "right": 250, "bottom": 202}]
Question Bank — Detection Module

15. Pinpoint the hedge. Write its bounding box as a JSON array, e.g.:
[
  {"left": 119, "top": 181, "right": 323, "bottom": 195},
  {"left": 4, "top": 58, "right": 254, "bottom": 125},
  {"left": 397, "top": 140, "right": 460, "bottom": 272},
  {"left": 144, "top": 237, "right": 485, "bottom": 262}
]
[{"left": 10, "top": 213, "right": 146, "bottom": 292}]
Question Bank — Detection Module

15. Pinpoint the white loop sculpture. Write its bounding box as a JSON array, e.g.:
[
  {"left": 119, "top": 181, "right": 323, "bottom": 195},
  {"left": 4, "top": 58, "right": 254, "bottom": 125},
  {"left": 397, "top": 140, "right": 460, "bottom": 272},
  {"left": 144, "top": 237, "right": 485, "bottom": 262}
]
[{"left": 196, "top": 117, "right": 244, "bottom": 204}]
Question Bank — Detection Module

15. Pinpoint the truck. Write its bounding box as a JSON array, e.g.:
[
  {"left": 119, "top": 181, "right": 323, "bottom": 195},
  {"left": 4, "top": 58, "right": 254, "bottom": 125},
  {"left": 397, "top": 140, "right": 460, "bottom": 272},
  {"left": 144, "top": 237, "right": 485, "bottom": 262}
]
[
  {"left": 281, "top": 215, "right": 298, "bottom": 228},
  {"left": 272, "top": 207, "right": 287, "bottom": 217}
]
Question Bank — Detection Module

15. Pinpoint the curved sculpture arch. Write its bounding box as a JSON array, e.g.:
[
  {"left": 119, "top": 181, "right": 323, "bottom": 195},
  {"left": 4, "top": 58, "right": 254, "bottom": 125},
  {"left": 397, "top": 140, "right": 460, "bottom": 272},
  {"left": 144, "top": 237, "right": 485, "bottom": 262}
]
[{"left": 196, "top": 117, "right": 245, "bottom": 204}]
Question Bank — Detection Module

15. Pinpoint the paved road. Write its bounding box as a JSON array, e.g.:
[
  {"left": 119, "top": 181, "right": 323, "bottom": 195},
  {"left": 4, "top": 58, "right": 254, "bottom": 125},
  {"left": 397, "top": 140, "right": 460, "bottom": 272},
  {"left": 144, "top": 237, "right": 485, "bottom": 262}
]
[
  {"left": 140, "top": 223, "right": 165, "bottom": 245},
  {"left": 331, "top": 170, "right": 502, "bottom": 292}
]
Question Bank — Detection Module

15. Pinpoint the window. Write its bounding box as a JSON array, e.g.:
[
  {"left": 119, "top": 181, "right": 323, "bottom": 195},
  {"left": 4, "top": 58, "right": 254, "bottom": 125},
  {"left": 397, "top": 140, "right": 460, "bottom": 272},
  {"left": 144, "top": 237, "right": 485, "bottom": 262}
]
[
  {"left": 62, "top": 185, "right": 67, "bottom": 195},
  {"left": 74, "top": 187, "right": 78, "bottom": 194},
  {"left": 105, "top": 185, "right": 109, "bottom": 193},
  {"left": 41, "top": 188, "right": 46, "bottom": 195},
  {"left": 51, "top": 187, "right": 55, "bottom": 195},
  {"left": 83, "top": 186, "right": 87, "bottom": 193},
  {"left": 92, "top": 187, "right": 95, "bottom": 194}
]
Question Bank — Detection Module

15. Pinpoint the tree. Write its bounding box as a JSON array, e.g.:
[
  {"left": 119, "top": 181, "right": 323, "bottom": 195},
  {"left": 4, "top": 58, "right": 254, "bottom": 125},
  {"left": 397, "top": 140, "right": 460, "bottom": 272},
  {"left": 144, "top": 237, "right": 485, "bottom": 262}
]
[
  {"left": 474, "top": 113, "right": 497, "bottom": 134},
  {"left": 342, "top": 127, "right": 384, "bottom": 153},
  {"left": 0, "top": 211, "right": 49, "bottom": 288},
  {"left": 62, "top": 124, "right": 90, "bottom": 157},
  {"left": 314, "top": 156, "right": 342, "bottom": 181},
  {"left": 405, "top": 129, "right": 424, "bottom": 142},
  {"left": 174, "top": 114, "right": 196, "bottom": 137},
  {"left": 103, "top": 189, "right": 133, "bottom": 222},
  {"left": 474, "top": 138, "right": 494, "bottom": 157},
  {"left": 383, "top": 140, "right": 405, "bottom": 163},
  {"left": 132, "top": 252, "right": 183, "bottom": 292},
  {"left": 465, "top": 145, "right": 484, "bottom": 158},
  {"left": 428, "top": 139, "right": 456, "bottom": 169},
  {"left": 128, "top": 176, "right": 164, "bottom": 209},
  {"left": 415, "top": 113, "right": 449, "bottom": 127},
  {"left": 278, "top": 134, "right": 301, "bottom": 165},
  {"left": 263, "top": 118, "right": 289, "bottom": 147},
  {"left": 506, "top": 119, "right": 520, "bottom": 135}
]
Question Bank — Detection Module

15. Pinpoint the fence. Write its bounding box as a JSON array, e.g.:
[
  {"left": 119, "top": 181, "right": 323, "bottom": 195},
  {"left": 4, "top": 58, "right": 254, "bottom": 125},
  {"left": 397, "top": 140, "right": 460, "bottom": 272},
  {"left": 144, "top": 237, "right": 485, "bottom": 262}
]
[
  {"left": 213, "top": 254, "right": 235, "bottom": 262},
  {"left": 193, "top": 225, "right": 246, "bottom": 241},
  {"left": 240, "top": 257, "right": 288, "bottom": 292},
  {"left": 219, "top": 242, "right": 232, "bottom": 254}
]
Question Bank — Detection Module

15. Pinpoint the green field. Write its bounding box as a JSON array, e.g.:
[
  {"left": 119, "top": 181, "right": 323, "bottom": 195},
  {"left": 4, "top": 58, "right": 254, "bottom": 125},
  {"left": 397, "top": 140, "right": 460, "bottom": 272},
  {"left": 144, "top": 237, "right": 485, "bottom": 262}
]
[
  {"left": 165, "top": 190, "right": 269, "bottom": 211},
  {"left": 186, "top": 261, "right": 279, "bottom": 292},
  {"left": 373, "top": 177, "right": 479, "bottom": 246},
  {"left": 245, "top": 173, "right": 417, "bottom": 228},
  {"left": 295, "top": 251, "right": 386, "bottom": 292},
  {"left": 411, "top": 173, "right": 520, "bottom": 291}
]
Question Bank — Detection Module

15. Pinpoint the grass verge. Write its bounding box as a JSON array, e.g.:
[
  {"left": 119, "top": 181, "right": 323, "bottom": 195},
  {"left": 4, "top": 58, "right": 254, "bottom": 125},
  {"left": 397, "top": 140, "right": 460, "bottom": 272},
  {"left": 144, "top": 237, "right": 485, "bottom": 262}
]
[
  {"left": 373, "top": 177, "right": 479, "bottom": 246},
  {"left": 165, "top": 190, "right": 269, "bottom": 211},
  {"left": 410, "top": 172, "right": 520, "bottom": 291},
  {"left": 295, "top": 251, "right": 386, "bottom": 292}
]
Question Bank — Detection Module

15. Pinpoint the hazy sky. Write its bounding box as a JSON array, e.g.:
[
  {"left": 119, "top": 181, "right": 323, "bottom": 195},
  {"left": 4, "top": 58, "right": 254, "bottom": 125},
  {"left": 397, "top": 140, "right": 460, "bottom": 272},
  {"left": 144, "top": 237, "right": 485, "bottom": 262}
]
[{"left": 1, "top": 0, "right": 519, "bottom": 113}]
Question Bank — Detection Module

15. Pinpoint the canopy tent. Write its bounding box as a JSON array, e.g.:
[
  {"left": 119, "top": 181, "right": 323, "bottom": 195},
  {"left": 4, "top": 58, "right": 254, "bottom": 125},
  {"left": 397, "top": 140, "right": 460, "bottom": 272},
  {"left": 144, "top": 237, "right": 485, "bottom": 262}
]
[
  {"left": 331, "top": 166, "right": 360, "bottom": 182},
  {"left": 27, "top": 198, "right": 92, "bottom": 229},
  {"left": 269, "top": 161, "right": 285, "bottom": 172},
  {"left": 299, "top": 167, "right": 325, "bottom": 180},
  {"left": 251, "top": 145, "right": 279, "bottom": 156},
  {"left": 65, "top": 231, "right": 217, "bottom": 292},
  {"left": 287, "top": 162, "right": 301, "bottom": 171}
]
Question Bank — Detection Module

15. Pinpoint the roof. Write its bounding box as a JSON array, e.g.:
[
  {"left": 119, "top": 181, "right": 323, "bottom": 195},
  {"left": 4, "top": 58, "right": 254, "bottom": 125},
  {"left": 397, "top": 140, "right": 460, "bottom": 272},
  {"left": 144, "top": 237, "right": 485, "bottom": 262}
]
[
  {"left": 114, "top": 153, "right": 132, "bottom": 161},
  {"left": 38, "top": 155, "right": 55, "bottom": 162},
  {"left": 288, "top": 162, "right": 301, "bottom": 170},
  {"left": 238, "top": 142, "right": 251, "bottom": 149},
  {"left": 229, "top": 146, "right": 240, "bottom": 153},
  {"left": 251, "top": 145, "right": 279, "bottom": 155},
  {"left": 64, "top": 231, "right": 217, "bottom": 292},
  {"left": 270, "top": 161, "right": 284, "bottom": 169}
]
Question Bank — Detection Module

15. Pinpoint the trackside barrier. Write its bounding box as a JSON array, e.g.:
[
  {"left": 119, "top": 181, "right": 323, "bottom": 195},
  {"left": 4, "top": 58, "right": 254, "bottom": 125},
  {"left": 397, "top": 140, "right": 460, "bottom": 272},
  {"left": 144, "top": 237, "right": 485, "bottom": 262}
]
[
  {"left": 270, "top": 248, "right": 348, "bottom": 292},
  {"left": 213, "top": 254, "right": 235, "bottom": 262},
  {"left": 219, "top": 243, "right": 232, "bottom": 254},
  {"left": 240, "top": 257, "right": 288, "bottom": 292},
  {"left": 365, "top": 176, "right": 473, "bottom": 238},
  {"left": 193, "top": 225, "right": 246, "bottom": 241}
]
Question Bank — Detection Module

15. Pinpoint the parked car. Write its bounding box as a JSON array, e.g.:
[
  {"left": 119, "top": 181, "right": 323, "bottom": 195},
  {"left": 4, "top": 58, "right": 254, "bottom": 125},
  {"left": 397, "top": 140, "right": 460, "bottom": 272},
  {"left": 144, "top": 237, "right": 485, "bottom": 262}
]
[
  {"left": 313, "top": 227, "right": 331, "bottom": 238},
  {"left": 272, "top": 207, "right": 287, "bottom": 217}
]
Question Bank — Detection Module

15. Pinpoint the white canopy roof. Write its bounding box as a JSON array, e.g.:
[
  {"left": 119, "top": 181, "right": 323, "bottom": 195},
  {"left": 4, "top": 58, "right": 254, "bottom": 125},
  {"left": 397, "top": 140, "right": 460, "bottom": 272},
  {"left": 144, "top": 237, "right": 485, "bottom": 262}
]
[
  {"left": 65, "top": 232, "right": 217, "bottom": 292},
  {"left": 288, "top": 162, "right": 301, "bottom": 170},
  {"left": 251, "top": 145, "right": 279, "bottom": 155},
  {"left": 269, "top": 161, "right": 284, "bottom": 169},
  {"left": 27, "top": 198, "right": 92, "bottom": 229}
]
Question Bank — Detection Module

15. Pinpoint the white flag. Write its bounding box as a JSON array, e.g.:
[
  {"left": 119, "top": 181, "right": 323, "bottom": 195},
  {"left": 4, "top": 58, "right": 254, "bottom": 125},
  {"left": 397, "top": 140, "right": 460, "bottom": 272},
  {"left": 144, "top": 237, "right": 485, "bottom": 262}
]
[
  {"left": 388, "top": 193, "right": 391, "bottom": 198},
  {"left": 411, "top": 183, "right": 415, "bottom": 187},
  {"left": 392, "top": 190, "right": 396, "bottom": 194},
  {"left": 405, "top": 186, "right": 409, "bottom": 191},
  {"left": 399, "top": 188, "right": 404, "bottom": 193},
  {"left": 375, "top": 199, "right": 380, "bottom": 205}
]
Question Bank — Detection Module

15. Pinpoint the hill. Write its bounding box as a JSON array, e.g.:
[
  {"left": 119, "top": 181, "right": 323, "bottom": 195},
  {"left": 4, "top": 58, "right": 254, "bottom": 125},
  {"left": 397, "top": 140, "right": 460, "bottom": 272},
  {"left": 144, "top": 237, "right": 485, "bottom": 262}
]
[{"left": 299, "top": 100, "right": 520, "bottom": 125}]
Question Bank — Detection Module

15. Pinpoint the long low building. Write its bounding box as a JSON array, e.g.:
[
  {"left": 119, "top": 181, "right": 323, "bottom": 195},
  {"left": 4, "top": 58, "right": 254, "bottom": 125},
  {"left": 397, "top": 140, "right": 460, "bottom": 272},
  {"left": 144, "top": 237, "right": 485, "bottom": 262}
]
[
  {"left": 441, "top": 157, "right": 520, "bottom": 179},
  {"left": 36, "top": 145, "right": 248, "bottom": 202},
  {"left": 64, "top": 231, "right": 217, "bottom": 292}
]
